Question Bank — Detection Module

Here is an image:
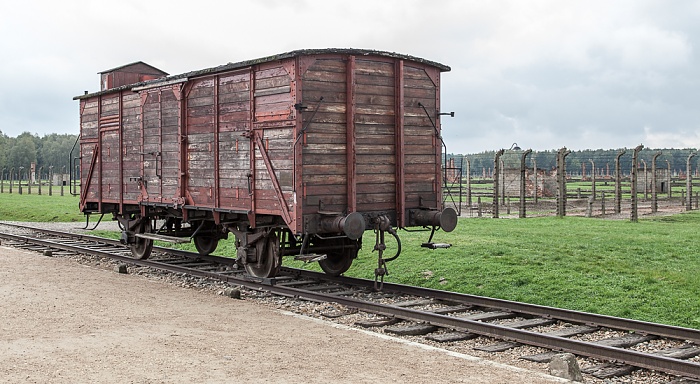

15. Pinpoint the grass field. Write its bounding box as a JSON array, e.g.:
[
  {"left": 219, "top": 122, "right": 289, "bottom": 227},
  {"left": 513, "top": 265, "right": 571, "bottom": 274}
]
[
  {"left": 2, "top": 191, "right": 698, "bottom": 329},
  {"left": 0, "top": 192, "right": 83, "bottom": 222}
]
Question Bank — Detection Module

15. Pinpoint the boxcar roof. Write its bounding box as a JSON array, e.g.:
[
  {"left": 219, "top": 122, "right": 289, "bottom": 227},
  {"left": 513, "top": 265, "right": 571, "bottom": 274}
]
[{"left": 74, "top": 48, "right": 450, "bottom": 100}]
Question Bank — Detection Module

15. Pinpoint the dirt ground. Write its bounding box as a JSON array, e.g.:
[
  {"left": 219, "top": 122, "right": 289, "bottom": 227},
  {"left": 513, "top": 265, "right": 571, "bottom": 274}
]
[{"left": 0, "top": 245, "right": 570, "bottom": 384}]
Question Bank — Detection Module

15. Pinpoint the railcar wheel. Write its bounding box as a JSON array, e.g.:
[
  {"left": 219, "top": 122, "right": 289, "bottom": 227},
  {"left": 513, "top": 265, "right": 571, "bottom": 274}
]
[
  {"left": 130, "top": 219, "right": 153, "bottom": 260},
  {"left": 244, "top": 233, "right": 281, "bottom": 278},
  {"left": 194, "top": 236, "right": 218, "bottom": 255},
  {"left": 318, "top": 239, "right": 358, "bottom": 276}
]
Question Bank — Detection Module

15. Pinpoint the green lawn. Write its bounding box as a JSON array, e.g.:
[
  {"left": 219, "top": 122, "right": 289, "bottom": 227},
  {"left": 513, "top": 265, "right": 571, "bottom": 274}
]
[
  {"left": 290, "top": 214, "right": 700, "bottom": 329},
  {"left": 2, "top": 191, "right": 698, "bottom": 329},
  {"left": 0, "top": 191, "right": 83, "bottom": 222}
]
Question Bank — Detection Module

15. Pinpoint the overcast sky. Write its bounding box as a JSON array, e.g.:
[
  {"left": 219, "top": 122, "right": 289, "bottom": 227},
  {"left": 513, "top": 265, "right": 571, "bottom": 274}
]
[{"left": 1, "top": 0, "right": 699, "bottom": 154}]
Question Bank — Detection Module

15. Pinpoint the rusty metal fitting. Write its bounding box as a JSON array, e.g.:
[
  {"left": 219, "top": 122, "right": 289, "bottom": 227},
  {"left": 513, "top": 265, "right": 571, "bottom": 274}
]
[
  {"left": 410, "top": 208, "right": 458, "bottom": 232},
  {"left": 370, "top": 215, "right": 393, "bottom": 232},
  {"left": 318, "top": 212, "right": 366, "bottom": 240}
]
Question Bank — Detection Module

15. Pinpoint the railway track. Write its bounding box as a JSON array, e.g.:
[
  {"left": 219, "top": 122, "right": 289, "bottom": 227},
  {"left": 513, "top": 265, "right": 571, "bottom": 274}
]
[{"left": 1, "top": 222, "right": 699, "bottom": 382}]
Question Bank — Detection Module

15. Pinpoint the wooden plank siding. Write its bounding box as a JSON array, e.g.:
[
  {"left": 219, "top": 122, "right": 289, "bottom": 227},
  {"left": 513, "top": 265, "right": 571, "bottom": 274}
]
[
  {"left": 139, "top": 88, "right": 180, "bottom": 204},
  {"left": 216, "top": 69, "right": 253, "bottom": 210},
  {"left": 251, "top": 62, "right": 296, "bottom": 220},
  {"left": 77, "top": 50, "right": 446, "bottom": 234},
  {"left": 96, "top": 95, "right": 121, "bottom": 206},
  {"left": 403, "top": 65, "right": 439, "bottom": 208},
  {"left": 100, "top": 130, "right": 120, "bottom": 202},
  {"left": 354, "top": 59, "right": 397, "bottom": 212},
  {"left": 121, "top": 93, "right": 142, "bottom": 203},
  {"left": 184, "top": 65, "right": 296, "bottom": 219},
  {"left": 301, "top": 58, "right": 348, "bottom": 214},
  {"left": 299, "top": 56, "right": 442, "bottom": 218},
  {"left": 79, "top": 98, "right": 99, "bottom": 208},
  {"left": 186, "top": 77, "right": 216, "bottom": 207}
]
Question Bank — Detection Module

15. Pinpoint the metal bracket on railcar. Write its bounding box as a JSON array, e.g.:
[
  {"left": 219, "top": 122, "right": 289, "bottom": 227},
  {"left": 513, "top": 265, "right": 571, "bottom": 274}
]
[
  {"left": 81, "top": 213, "right": 105, "bottom": 231},
  {"left": 408, "top": 207, "right": 458, "bottom": 250},
  {"left": 421, "top": 226, "right": 452, "bottom": 249},
  {"left": 371, "top": 215, "right": 402, "bottom": 291}
]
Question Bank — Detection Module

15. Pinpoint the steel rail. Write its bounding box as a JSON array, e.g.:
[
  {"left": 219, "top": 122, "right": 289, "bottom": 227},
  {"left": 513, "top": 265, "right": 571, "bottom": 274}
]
[
  {"left": 286, "top": 268, "right": 700, "bottom": 344},
  {"left": 1, "top": 225, "right": 699, "bottom": 379},
  {"left": 3, "top": 223, "right": 700, "bottom": 344}
]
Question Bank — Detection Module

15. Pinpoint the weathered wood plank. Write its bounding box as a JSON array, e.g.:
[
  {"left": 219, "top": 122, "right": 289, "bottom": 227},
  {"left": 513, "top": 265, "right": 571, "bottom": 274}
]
[
  {"left": 355, "top": 60, "right": 394, "bottom": 76},
  {"left": 354, "top": 114, "right": 395, "bottom": 125},
  {"left": 219, "top": 72, "right": 250, "bottom": 85},
  {"left": 356, "top": 73, "right": 394, "bottom": 87},
  {"left": 306, "top": 59, "right": 347, "bottom": 73},
  {"left": 303, "top": 69, "right": 346, "bottom": 83},
  {"left": 255, "top": 76, "right": 290, "bottom": 90},
  {"left": 219, "top": 91, "right": 250, "bottom": 104},
  {"left": 354, "top": 84, "right": 394, "bottom": 97},
  {"left": 302, "top": 90, "right": 345, "bottom": 104},
  {"left": 256, "top": 66, "right": 289, "bottom": 80}
]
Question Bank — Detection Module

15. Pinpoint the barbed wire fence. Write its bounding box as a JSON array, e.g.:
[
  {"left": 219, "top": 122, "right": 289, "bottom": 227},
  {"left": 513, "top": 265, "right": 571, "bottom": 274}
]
[
  {"left": 443, "top": 145, "right": 700, "bottom": 221},
  {"left": 0, "top": 165, "right": 72, "bottom": 197}
]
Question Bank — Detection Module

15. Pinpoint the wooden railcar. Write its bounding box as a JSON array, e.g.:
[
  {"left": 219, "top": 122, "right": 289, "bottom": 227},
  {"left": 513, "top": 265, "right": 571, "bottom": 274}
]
[{"left": 74, "top": 49, "right": 456, "bottom": 279}]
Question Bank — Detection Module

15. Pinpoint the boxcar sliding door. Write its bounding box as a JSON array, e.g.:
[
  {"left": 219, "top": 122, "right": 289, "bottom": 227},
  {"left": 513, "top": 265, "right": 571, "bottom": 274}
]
[{"left": 141, "top": 87, "right": 180, "bottom": 204}]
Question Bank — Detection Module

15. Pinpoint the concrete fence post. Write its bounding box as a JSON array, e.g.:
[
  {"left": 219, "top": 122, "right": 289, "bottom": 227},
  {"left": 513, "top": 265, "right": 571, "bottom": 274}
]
[
  {"left": 686, "top": 152, "right": 696, "bottom": 211},
  {"left": 615, "top": 150, "right": 626, "bottom": 214},
  {"left": 493, "top": 149, "right": 504, "bottom": 218},
  {"left": 61, "top": 166, "right": 66, "bottom": 196},
  {"left": 500, "top": 159, "right": 506, "bottom": 205},
  {"left": 666, "top": 160, "right": 672, "bottom": 199},
  {"left": 18, "top": 167, "right": 23, "bottom": 195},
  {"left": 533, "top": 158, "right": 538, "bottom": 204},
  {"left": 556, "top": 147, "right": 571, "bottom": 217},
  {"left": 631, "top": 145, "right": 643, "bottom": 222},
  {"left": 466, "top": 158, "right": 472, "bottom": 209},
  {"left": 651, "top": 152, "right": 661, "bottom": 213},
  {"left": 641, "top": 159, "right": 647, "bottom": 200},
  {"left": 589, "top": 159, "right": 595, "bottom": 201},
  {"left": 38, "top": 166, "right": 43, "bottom": 195},
  {"left": 519, "top": 149, "right": 532, "bottom": 218},
  {"left": 48, "top": 166, "right": 53, "bottom": 196}
]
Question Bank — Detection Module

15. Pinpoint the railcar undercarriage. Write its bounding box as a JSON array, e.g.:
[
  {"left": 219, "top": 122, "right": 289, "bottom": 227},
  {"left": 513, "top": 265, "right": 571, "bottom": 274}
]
[{"left": 109, "top": 204, "right": 456, "bottom": 281}]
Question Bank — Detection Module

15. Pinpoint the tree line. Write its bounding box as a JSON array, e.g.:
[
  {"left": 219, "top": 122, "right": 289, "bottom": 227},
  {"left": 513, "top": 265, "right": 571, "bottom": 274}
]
[
  {"left": 0, "top": 131, "right": 78, "bottom": 175},
  {"left": 2, "top": 130, "right": 699, "bottom": 178},
  {"left": 449, "top": 148, "right": 700, "bottom": 176}
]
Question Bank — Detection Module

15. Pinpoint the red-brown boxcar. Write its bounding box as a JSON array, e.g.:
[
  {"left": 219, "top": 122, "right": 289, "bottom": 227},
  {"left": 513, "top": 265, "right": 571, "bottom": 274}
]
[{"left": 74, "top": 48, "right": 456, "bottom": 279}]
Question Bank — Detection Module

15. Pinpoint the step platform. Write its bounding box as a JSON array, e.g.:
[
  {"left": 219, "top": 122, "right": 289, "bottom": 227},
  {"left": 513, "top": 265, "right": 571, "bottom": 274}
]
[
  {"left": 134, "top": 233, "right": 192, "bottom": 244},
  {"left": 294, "top": 254, "right": 327, "bottom": 263},
  {"left": 421, "top": 242, "right": 452, "bottom": 249}
]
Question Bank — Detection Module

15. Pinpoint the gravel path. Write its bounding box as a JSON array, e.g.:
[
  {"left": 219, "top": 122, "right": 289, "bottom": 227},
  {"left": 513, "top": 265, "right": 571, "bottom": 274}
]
[{"left": 0, "top": 241, "right": 568, "bottom": 383}]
